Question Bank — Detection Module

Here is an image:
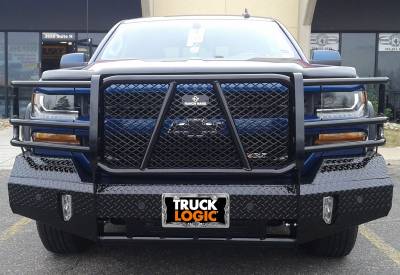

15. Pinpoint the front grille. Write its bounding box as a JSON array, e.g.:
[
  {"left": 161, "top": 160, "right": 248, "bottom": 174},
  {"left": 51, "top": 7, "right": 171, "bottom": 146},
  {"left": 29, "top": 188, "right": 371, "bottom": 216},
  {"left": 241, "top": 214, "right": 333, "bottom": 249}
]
[
  {"left": 222, "top": 83, "right": 290, "bottom": 169},
  {"left": 149, "top": 83, "right": 241, "bottom": 169},
  {"left": 103, "top": 83, "right": 168, "bottom": 168},
  {"left": 102, "top": 78, "right": 292, "bottom": 171}
]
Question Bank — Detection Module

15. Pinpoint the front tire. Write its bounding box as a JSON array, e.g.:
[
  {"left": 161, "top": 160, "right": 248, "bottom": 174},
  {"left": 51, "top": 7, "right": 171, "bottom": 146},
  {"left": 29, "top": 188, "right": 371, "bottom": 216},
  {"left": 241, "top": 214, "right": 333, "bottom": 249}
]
[
  {"left": 303, "top": 226, "right": 358, "bottom": 257},
  {"left": 36, "top": 222, "right": 92, "bottom": 254}
]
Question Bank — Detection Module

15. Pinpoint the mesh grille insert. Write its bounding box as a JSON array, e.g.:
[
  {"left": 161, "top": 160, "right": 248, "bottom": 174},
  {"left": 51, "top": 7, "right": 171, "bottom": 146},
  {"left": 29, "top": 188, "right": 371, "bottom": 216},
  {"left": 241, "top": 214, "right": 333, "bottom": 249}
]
[
  {"left": 222, "top": 82, "right": 290, "bottom": 169},
  {"left": 148, "top": 83, "right": 242, "bottom": 169},
  {"left": 103, "top": 83, "right": 168, "bottom": 169}
]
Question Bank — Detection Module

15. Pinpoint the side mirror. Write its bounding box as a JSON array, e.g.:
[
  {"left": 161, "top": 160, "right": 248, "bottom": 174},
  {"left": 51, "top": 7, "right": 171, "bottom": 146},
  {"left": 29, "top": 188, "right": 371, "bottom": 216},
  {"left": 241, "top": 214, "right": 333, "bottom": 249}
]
[
  {"left": 310, "top": 50, "right": 342, "bottom": 66},
  {"left": 59, "top": 53, "right": 89, "bottom": 69}
]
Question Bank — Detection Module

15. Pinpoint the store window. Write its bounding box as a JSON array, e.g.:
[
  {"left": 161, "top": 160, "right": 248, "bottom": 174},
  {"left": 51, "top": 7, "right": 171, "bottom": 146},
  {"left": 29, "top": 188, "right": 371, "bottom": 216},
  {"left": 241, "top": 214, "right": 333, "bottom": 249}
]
[
  {"left": 341, "top": 33, "right": 376, "bottom": 77},
  {"left": 77, "top": 33, "right": 107, "bottom": 57},
  {"left": 41, "top": 32, "right": 76, "bottom": 72},
  {"left": 377, "top": 33, "right": 400, "bottom": 120},
  {"left": 0, "top": 33, "right": 5, "bottom": 117},
  {"left": 8, "top": 32, "right": 40, "bottom": 117}
]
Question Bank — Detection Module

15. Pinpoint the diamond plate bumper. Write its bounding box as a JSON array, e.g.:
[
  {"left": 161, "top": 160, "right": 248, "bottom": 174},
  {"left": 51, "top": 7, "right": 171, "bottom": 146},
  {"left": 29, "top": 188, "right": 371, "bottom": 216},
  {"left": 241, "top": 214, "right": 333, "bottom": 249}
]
[{"left": 8, "top": 153, "right": 393, "bottom": 243}]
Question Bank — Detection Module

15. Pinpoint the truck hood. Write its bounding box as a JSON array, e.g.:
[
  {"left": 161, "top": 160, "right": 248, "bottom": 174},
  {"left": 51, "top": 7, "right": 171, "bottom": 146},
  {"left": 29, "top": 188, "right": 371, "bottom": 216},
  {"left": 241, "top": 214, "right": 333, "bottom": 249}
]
[{"left": 41, "top": 59, "right": 357, "bottom": 81}]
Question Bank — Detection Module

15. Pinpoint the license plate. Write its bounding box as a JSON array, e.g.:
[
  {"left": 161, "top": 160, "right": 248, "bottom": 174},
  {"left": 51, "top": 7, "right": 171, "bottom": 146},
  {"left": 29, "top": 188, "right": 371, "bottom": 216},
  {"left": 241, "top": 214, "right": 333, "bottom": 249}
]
[{"left": 162, "top": 193, "right": 230, "bottom": 228}]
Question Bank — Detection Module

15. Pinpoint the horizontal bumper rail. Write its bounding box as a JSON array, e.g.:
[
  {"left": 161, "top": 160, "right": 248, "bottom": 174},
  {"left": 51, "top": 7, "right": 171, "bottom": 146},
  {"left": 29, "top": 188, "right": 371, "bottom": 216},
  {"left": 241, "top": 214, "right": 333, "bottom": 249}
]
[
  {"left": 99, "top": 236, "right": 296, "bottom": 247},
  {"left": 10, "top": 139, "right": 90, "bottom": 153},
  {"left": 9, "top": 118, "right": 90, "bottom": 129},
  {"left": 305, "top": 139, "right": 385, "bottom": 153},
  {"left": 11, "top": 80, "right": 91, "bottom": 88},
  {"left": 303, "top": 77, "right": 389, "bottom": 86},
  {"left": 97, "top": 162, "right": 296, "bottom": 175},
  {"left": 304, "top": 116, "right": 388, "bottom": 129}
]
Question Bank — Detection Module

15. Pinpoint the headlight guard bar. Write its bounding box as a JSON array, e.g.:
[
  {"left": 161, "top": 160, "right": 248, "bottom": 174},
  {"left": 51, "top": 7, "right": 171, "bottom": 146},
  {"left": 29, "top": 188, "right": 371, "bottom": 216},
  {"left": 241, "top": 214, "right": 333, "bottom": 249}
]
[{"left": 9, "top": 75, "right": 388, "bottom": 177}]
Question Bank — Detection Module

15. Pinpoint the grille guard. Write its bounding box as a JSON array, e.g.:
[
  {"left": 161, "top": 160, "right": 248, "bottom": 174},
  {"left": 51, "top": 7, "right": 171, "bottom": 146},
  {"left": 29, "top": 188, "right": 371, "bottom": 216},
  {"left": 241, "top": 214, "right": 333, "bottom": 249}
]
[{"left": 10, "top": 74, "right": 388, "bottom": 177}]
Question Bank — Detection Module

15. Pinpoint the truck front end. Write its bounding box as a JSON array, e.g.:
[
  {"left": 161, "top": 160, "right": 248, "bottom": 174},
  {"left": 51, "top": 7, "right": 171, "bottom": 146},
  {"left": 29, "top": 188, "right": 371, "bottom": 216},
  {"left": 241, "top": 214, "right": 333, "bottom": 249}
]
[{"left": 7, "top": 16, "right": 393, "bottom": 257}]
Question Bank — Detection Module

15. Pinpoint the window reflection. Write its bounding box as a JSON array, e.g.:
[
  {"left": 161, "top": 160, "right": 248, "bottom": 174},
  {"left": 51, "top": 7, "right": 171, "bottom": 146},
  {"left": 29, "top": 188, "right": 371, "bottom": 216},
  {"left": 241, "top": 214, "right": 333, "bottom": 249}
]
[
  {"left": 77, "top": 32, "right": 107, "bottom": 56},
  {"left": 0, "top": 33, "right": 5, "bottom": 117},
  {"left": 341, "top": 33, "right": 376, "bottom": 77},
  {"left": 8, "top": 32, "right": 40, "bottom": 117}
]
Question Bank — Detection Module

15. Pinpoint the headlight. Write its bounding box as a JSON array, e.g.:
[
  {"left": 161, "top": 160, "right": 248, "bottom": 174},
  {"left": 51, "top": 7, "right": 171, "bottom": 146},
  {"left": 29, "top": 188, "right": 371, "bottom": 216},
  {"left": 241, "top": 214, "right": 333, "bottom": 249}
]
[
  {"left": 32, "top": 93, "right": 78, "bottom": 120},
  {"left": 317, "top": 91, "right": 367, "bottom": 119}
]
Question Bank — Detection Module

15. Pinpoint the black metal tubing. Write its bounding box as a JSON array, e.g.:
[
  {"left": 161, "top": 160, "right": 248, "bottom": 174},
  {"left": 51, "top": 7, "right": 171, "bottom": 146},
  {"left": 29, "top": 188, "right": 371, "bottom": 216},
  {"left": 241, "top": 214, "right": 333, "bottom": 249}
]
[
  {"left": 99, "top": 236, "right": 296, "bottom": 247},
  {"left": 293, "top": 73, "right": 305, "bottom": 173},
  {"left": 99, "top": 73, "right": 295, "bottom": 175},
  {"left": 10, "top": 139, "right": 90, "bottom": 152},
  {"left": 12, "top": 86, "right": 19, "bottom": 117},
  {"left": 304, "top": 139, "right": 385, "bottom": 153},
  {"left": 11, "top": 80, "right": 91, "bottom": 88},
  {"left": 213, "top": 81, "right": 251, "bottom": 171},
  {"left": 303, "top": 77, "right": 389, "bottom": 86},
  {"left": 303, "top": 76, "right": 388, "bottom": 153},
  {"left": 378, "top": 83, "right": 386, "bottom": 115},
  {"left": 9, "top": 118, "right": 90, "bottom": 129},
  {"left": 140, "top": 82, "right": 177, "bottom": 170},
  {"left": 8, "top": 74, "right": 390, "bottom": 175},
  {"left": 98, "top": 162, "right": 296, "bottom": 175},
  {"left": 304, "top": 116, "right": 388, "bottom": 129},
  {"left": 103, "top": 73, "right": 292, "bottom": 84},
  {"left": 89, "top": 75, "right": 101, "bottom": 174},
  {"left": 12, "top": 85, "right": 20, "bottom": 144},
  {"left": 9, "top": 79, "right": 94, "bottom": 155}
]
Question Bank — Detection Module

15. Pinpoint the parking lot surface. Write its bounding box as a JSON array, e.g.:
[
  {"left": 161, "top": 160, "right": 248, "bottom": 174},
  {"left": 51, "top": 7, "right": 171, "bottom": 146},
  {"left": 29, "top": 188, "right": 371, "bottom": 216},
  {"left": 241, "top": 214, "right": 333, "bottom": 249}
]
[{"left": 0, "top": 162, "right": 399, "bottom": 274}]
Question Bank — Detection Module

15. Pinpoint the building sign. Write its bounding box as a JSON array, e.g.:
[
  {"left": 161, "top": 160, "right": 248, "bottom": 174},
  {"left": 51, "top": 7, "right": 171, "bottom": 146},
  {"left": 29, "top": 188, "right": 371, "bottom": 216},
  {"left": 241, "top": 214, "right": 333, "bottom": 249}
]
[
  {"left": 310, "top": 33, "right": 340, "bottom": 51},
  {"left": 379, "top": 33, "right": 400, "bottom": 51},
  {"left": 42, "top": 32, "right": 75, "bottom": 42}
]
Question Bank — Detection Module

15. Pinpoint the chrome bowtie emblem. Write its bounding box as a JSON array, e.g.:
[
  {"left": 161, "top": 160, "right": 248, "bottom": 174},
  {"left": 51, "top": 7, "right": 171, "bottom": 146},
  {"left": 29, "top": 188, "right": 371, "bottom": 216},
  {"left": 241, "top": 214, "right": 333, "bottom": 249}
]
[
  {"left": 192, "top": 95, "right": 200, "bottom": 102},
  {"left": 169, "top": 119, "right": 224, "bottom": 138}
]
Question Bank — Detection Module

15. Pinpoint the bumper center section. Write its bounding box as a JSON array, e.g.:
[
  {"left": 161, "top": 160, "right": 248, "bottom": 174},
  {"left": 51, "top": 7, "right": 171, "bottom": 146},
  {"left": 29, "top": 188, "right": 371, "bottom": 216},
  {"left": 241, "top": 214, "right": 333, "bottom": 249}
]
[{"left": 7, "top": 154, "right": 393, "bottom": 243}]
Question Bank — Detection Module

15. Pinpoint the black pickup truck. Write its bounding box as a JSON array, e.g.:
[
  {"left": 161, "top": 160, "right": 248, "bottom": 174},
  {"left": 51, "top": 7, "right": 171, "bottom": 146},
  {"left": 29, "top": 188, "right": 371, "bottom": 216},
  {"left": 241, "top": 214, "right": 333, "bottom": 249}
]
[{"left": 8, "top": 16, "right": 393, "bottom": 257}]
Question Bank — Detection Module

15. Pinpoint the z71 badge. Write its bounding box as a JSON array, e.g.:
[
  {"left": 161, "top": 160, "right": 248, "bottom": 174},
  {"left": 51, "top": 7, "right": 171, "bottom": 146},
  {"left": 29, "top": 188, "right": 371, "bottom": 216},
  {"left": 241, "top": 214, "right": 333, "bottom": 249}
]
[{"left": 162, "top": 193, "right": 230, "bottom": 228}]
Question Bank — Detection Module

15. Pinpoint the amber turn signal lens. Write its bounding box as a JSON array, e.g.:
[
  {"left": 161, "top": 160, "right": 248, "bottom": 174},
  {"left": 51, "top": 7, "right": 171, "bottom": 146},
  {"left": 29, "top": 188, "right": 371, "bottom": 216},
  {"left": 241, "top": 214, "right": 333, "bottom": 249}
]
[
  {"left": 315, "top": 132, "right": 366, "bottom": 145},
  {"left": 33, "top": 133, "right": 80, "bottom": 144}
]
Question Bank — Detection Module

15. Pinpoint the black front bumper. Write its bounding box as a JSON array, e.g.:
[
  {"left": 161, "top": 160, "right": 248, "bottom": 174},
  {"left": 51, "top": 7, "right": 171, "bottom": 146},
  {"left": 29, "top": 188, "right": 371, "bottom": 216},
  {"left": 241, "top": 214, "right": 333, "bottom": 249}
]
[{"left": 8, "top": 153, "right": 393, "bottom": 244}]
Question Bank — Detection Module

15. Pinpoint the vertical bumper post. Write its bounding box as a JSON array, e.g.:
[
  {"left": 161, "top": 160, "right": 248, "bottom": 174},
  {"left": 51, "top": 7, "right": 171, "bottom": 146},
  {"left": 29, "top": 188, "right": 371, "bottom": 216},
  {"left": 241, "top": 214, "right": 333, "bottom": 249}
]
[
  {"left": 89, "top": 75, "right": 101, "bottom": 181},
  {"left": 12, "top": 86, "right": 20, "bottom": 142},
  {"left": 293, "top": 73, "right": 305, "bottom": 176},
  {"left": 377, "top": 83, "right": 386, "bottom": 141}
]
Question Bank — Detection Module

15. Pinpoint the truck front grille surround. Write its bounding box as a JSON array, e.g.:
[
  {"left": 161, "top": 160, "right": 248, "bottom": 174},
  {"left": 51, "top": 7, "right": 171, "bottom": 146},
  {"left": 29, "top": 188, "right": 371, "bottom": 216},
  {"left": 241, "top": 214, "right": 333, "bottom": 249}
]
[
  {"left": 9, "top": 74, "right": 389, "bottom": 175},
  {"left": 102, "top": 78, "right": 292, "bottom": 171}
]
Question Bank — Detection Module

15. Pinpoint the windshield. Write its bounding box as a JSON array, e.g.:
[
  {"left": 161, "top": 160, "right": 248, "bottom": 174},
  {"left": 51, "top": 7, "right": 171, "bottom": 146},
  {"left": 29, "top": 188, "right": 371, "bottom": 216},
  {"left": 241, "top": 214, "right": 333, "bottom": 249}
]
[{"left": 97, "top": 19, "right": 301, "bottom": 61}]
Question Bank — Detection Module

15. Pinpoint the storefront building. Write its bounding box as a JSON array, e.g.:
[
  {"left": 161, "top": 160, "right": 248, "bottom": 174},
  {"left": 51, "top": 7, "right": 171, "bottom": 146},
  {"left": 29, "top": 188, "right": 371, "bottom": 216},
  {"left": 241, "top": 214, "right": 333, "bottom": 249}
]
[
  {"left": 0, "top": 0, "right": 142, "bottom": 117},
  {"left": 311, "top": 0, "right": 400, "bottom": 121}
]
